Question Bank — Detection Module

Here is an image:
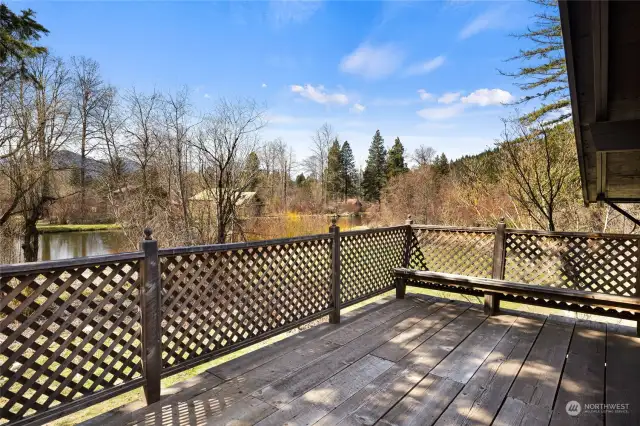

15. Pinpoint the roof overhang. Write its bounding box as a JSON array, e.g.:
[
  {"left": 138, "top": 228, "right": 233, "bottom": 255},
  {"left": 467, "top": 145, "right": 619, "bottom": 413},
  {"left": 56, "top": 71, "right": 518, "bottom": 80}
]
[{"left": 560, "top": 0, "right": 640, "bottom": 205}]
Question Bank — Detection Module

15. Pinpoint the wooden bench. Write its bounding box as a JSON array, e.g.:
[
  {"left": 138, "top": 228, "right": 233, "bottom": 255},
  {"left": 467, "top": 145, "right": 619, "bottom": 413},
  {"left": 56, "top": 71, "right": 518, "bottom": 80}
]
[{"left": 394, "top": 268, "right": 640, "bottom": 335}]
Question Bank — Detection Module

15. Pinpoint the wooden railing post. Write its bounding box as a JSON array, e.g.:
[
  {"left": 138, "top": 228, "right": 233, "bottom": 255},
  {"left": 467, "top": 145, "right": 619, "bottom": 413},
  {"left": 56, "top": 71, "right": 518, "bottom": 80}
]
[
  {"left": 397, "top": 214, "right": 414, "bottom": 299},
  {"left": 329, "top": 216, "right": 341, "bottom": 324},
  {"left": 140, "top": 227, "right": 162, "bottom": 404},
  {"left": 487, "top": 218, "right": 507, "bottom": 315}
]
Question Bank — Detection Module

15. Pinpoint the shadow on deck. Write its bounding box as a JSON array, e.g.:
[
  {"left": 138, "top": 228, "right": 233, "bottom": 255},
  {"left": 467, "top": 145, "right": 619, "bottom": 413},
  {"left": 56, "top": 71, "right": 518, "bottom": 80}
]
[{"left": 91, "top": 294, "right": 640, "bottom": 426}]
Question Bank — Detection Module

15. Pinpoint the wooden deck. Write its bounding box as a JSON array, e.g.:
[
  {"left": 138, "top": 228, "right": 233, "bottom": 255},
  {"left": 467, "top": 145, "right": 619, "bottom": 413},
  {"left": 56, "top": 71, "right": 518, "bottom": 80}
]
[{"left": 99, "top": 294, "right": 640, "bottom": 426}]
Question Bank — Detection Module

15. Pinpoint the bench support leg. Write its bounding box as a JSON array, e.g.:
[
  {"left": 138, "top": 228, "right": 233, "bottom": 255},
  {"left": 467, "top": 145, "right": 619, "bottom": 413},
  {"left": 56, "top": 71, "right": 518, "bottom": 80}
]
[
  {"left": 484, "top": 292, "right": 500, "bottom": 316},
  {"left": 396, "top": 278, "right": 406, "bottom": 299}
]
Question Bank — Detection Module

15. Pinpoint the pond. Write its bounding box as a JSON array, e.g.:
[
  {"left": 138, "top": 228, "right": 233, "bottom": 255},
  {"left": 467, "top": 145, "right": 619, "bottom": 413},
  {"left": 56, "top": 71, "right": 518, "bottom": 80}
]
[
  {"left": 38, "top": 230, "right": 130, "bottom": 261},
  {"left": 8, "top": 214, "right": 376, "bottom": 262}
]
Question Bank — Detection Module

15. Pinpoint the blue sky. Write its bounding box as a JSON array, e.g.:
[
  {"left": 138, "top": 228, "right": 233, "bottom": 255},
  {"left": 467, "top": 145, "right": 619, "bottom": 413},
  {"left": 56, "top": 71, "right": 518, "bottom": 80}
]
[{"left": 23, "top": 0, "right": 542, "bottom": 167}]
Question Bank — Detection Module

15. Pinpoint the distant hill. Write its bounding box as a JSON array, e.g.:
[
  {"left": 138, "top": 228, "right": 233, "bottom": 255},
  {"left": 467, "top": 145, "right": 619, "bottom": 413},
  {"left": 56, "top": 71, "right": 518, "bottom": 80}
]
[{"left": 53, "top": 150, "right": 138, "bottom": 180}]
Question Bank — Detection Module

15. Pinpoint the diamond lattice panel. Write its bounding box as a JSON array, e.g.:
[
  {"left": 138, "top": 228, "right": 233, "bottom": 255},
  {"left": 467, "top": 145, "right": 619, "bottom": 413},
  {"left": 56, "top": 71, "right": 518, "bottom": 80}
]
[
  {"left": 159, "top": 238, "right": 332, "bottom": 370},
  {"left": 505, "top": 232, "right": 638, "bottom": 295},
  {"left": 0, "top": 261, "right": 143, "bottom": 423},
  {"left": 340, "top": 229, "right": 406, "bottom": 304},
  {"left": 409, "top": 228, "right": 495, "bottom": 278}
]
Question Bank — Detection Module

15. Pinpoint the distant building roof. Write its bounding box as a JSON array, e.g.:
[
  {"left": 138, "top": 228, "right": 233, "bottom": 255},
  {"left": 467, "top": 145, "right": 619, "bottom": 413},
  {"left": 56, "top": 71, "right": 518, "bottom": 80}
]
[{"left": 190, "top": 189, "right": 258, "bottom": 206}]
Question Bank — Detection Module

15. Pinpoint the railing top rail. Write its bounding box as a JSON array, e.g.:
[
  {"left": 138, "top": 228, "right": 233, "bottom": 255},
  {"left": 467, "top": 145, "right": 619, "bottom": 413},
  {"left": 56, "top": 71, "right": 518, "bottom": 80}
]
[
  {"left": 0, "top": 251, "right": 145, "bottom": 276},
  {"left": 505, "top": 227, "right": 640, "bottom": 240},
  {"left": 340, "top": 225, "right": 408, "bottom": 237},
  {"left": 158, "top": 233, "right": 333, "bottom": 256},
  {"left": 410, "top": 224, "right": 496, "bottom": 233}
]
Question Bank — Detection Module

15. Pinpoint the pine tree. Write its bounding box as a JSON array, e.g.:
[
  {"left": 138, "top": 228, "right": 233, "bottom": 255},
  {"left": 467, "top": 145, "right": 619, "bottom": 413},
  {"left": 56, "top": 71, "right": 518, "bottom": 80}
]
[
  {"left": 501, "top": 0, "right": 569, "bottom": 125},
  {"left": 432, "top": 153, "right": 450, "bottom": 177},
  {"left": 340, "top": 141, "right": 357, "bottom": 200},
  {"left": 0, "top": 4, "right": 49, "bottom": 86},
  {"left": 386, "top": 137, "right": 408, "bottom": 179},
  {"left": 246, "top": 151, "right": 260, "bottom": 190},
  {"left": 362, "top": 130, "right": 387, "bottom": 202},
  {"left": 325, "top": 138, "right": 343, "bottom": 200}
]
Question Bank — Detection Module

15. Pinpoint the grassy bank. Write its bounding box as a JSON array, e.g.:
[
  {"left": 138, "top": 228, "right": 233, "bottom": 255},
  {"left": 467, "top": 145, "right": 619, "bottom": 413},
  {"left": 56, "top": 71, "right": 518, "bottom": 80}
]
[{"left": 36, "top": 223, "right": 121, "bottom": 233}]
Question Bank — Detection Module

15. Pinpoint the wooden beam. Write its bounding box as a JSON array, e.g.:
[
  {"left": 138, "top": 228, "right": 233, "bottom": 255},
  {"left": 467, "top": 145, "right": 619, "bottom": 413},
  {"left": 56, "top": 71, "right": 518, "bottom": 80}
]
[
  {"left": 590, "top": 119, "right": 640, "bottom": 152},
  {"left": 559, "top": 0, "right": 590, "bottom": 204},
  {"left": 593, "top": 0, "right": 609, "bottom": 121}
]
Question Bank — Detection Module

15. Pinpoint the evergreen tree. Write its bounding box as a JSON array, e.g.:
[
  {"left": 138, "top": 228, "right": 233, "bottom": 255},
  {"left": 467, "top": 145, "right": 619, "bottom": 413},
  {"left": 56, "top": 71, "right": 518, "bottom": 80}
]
[
  {"left": 340, "top": 141, "right": 357, "bottom": 200},
  {"left": 362, "top": 130, "right": 387, "bottom": 202},
  {"left": 432, "top": 153, "right": 450, "bottom": 177},
  {"left": 386, "top": 137, "right": 408, "bottom": 178},
  {"left": 0, "top": 4, "right": 49, "bottom": 86},
  {"left": 295, "top": 173, "right": 306, "bottom": 186},
  {"left": 501, "top": 0, "right": 568, "bottom": 125},
  {"left": 246, "top": 151, "right": 260, "bottom": 190},
  {"left": 325, "top": 138, "right": 343, "bottom": 200}
]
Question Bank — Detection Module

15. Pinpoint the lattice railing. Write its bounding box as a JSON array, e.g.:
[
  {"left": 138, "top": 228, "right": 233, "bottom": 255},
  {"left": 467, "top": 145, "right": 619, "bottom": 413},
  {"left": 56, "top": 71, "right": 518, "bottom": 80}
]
[
  {"left": 158, "top": 235, "right": 333, "bottom": 374},
  {"left": 505, "top": 231, "right": 639, "bottom": 296},
  {"left": 0, "top": 254, "right": 144, "bottom": 425},
  {"left": 340, "top": 227, "right": 407, "bottom": 305},
  {"left": 409, "top": 226, "right": 495, "bottom": 278}
]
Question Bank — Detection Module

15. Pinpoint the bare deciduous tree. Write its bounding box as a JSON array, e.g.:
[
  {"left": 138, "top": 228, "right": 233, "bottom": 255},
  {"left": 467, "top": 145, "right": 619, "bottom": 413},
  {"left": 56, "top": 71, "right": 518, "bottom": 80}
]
[
  {"left": 193, "top": 98, "right": 265, "bottom": 243},
  {"left": 500, "top": 119, "right": 580, "bottom": 231},
  {"left": 70, "top": 56, "right": 107, "bottom": 216}
]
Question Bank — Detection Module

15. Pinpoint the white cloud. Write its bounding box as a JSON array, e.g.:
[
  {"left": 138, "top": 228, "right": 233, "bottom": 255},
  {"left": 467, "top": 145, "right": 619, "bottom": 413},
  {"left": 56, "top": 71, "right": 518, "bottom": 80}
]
[
  {"left": 417, "top": 104, "right": 465, "bottom": 121},
  {"left": 350, "top": 103, "right": 366, "bottom": 114},
  {"left": 417, "top": 89, "right": 433, "bottom": 101},
  {"left": 261, "top": 83, "right": 268, "bottom": 88},
  {"left": 438, "top": 92, "right": 461, "bottom": 104},
  {"left": 269, "top": 0, "right": 322, "bottom": 26},
  {"left": 290, "top": 84, "right": 349, "bottom": 105},
  {"left": 203, "top": 93, "right": 211, "bottom": 99},
  {"left": 340, "top": 43, "right": 405, "bottom": 80},
  {"left": 405, "top": 56, "right": 445, "bottom": 76},
  {"left": 461, "top": 88, "right": 513, "bottom": 106},
  {"left": 459, "top": 6, "right": 509, "bottom": 40}
]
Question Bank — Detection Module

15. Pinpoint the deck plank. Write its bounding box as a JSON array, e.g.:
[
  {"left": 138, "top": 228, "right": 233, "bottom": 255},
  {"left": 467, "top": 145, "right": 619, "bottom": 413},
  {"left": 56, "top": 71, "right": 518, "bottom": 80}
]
[
  {"left": 253, "top": 305, "right": 433, "bottom": 406},
  {"left": 254, "top": 355, "right": 393, "bottom": 426},
  {"left": 435, "top": 314, "right": 545, "bottom": 426},
  {"left": 321, "top": 298, "right": 424, "bottom": 345},
  {"left": 549, "top": 320, "right": 606, "bottom": 426},
  {"left": 492, "top": 318, "right": 575, "bottom": 426},
  {"left": 378, "top": 373, "right": 464, "bottom": 426},
  {"left": 324, "top": 308, "right": 489, "bottom": 426},
  {"left": 208, "top": 296, "right": 399, "bottom": 380},
  {"left": 430, "top": 313, "right": 518, "bottom": 384},
  {"left": 125, "top": 338, "right": 341, "bottom": 425},
  {"left": 203, "top": 396, "right": 277, "bottom": 426},
  {"left": 371, "top": 301, "right": 469, "bottom": 362},
  {"left": 606, "top": 325, "right": 640, "bottom": 426}
]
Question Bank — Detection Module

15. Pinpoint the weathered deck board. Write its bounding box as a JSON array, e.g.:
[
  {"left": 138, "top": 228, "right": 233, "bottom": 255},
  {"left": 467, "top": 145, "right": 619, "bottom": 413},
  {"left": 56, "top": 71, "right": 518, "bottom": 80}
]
[
  {"left": 321, "top": 298, "right": 422, "bottom": 345},
  {"left": 204, "top": 396, "right": 277, "bottom": 426},
  {"left": 378, "top": 373, "right": 463, "bottom": 426},
  {"left": 254, "top": 355, "right": 393, "bottom": 426},
  {"left": 371, "top": 301, "right": 469, "bottom": 362},
  {"left": 434, "top": 315, "right": 545, "bottom": 426},
  {"left": 208, "top": 296, "right": 396, "bottom": 380},
  {"left": 429, "top": 313, "right": 518, "bottom": 384},
  {"left": 606, "top": 324, "right": 640, "bottom": 426},
  {"left": 549, "top": 320, "right": 606, "bottom": 426},
  {"left": 253, "top": 305, "right": 432, "bottom": 406},
  {"left": 492, "top": 318, "right": 575, "bottom": 426},
  {"left": 327, "top": 308, "right": 488, "bottom": 426},
  {"left": 125, "top": 338, "right": 341, "bottom": 425}
]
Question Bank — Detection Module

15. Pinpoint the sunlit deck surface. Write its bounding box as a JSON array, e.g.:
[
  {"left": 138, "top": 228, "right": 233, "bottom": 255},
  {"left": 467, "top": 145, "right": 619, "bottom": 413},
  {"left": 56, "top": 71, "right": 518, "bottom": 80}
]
[{"left": 97, "top": 295, "right": 640, "bottom": 426}]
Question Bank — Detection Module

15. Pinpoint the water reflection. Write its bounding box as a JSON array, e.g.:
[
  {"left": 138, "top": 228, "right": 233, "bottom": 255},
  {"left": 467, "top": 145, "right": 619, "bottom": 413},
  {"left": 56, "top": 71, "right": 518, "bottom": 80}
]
[{"left": 39, "top": 231, "right": 129, "bottom": 261}]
